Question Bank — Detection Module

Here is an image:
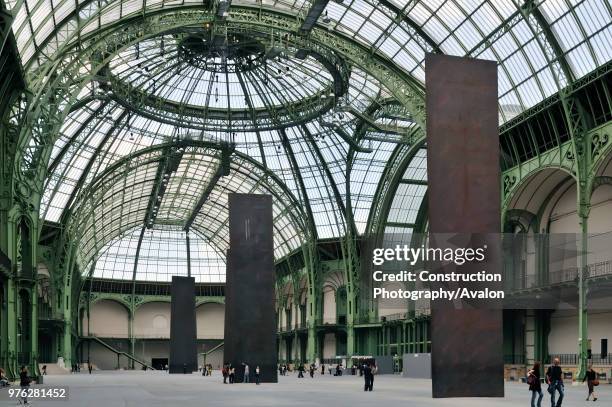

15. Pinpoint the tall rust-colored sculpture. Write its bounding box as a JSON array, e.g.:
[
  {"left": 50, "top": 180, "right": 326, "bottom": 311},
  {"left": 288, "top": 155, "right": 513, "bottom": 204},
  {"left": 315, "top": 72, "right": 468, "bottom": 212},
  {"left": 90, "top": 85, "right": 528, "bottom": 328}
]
[{"left": 426, "top": 54, "right": 504, "bottom": 397}]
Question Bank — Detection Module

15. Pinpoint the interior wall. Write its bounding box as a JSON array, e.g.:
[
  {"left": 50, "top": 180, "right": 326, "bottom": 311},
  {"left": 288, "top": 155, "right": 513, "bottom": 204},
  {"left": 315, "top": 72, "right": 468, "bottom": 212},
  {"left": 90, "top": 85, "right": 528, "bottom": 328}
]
[
  {"left": 84, "top": 300, "right": 129, "bottom": 338},
  {"left": 323, "top": 333, "right": 336, "bottom": 359},
  {"left": 548, "top": 183, "right": 580, "bottom": 234},
  {"left": 548, "top": 310, "right": 612, "bottom": 355},
  {"left": 378, "top": 281, "right": 409, "bottom": 317},
  {"left": 195, "top": 303, "right": 224, "bottom": 339},
  {"left": 134, "top": 302, "right": 170, "bottom": 338},
  {"left": 322, "top": 287, "right": 336, "bottom": 322},
  {"left": 587, "top": 185, "right": 612, "bottom": 265},
  {"left": 546, "top": 183, "right": 581, "bottom": 276}
]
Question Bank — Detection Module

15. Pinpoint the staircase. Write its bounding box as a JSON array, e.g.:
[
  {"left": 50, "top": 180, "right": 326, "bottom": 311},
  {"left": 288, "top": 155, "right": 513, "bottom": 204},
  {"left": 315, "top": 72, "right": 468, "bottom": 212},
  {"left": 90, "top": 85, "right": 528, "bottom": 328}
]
[
  {"left": 81, "top": 336, "right": 155, "bottom": 370},
  {"left": 201, "top": 342, "right": 224, "bottom": 365}
]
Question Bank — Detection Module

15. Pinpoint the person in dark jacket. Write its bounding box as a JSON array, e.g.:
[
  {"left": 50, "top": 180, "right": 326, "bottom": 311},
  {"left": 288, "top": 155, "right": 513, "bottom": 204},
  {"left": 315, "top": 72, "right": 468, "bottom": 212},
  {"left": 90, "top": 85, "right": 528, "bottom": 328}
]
[
  {"left": 528, "top": 362, "right": 543, "bottom": 407},
  {"left": 363, "top": 362, "right": 375, "bottom": 391},
  {"left": 546, "top": 358, "right": 564, "bottom": 407},
  {"left": 222, "top": 364, "right": 228, "bottom": 383},
  {"left": 19, "top": 365, "right": 31, "bottom": 405},
  {"left": 582, "top": 365, "right": 598, "bottom": 401},
  {"left": 229, "top": 365, "right": 235, "bottom": 384}
]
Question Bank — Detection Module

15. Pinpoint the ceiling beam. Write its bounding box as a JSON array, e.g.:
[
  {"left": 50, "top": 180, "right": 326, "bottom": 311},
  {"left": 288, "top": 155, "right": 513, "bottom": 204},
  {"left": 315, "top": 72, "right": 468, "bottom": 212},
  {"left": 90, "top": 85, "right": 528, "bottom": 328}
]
[
  {"left": 299, "top": 0, "right": 330, "bottom": 34},
  {"left": 183, "top": 147, "right": 232, "bottom": 231}
]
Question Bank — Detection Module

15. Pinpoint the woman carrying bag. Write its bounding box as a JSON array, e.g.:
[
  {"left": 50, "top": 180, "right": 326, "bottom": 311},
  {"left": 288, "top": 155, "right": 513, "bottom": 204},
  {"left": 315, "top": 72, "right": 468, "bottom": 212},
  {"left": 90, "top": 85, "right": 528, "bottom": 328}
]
[
  {"left": 583, "top": 365, "right": 599, "bottom": 401},
  {"left": 527, "top": 362, "right": 543, "bottom": 407}
]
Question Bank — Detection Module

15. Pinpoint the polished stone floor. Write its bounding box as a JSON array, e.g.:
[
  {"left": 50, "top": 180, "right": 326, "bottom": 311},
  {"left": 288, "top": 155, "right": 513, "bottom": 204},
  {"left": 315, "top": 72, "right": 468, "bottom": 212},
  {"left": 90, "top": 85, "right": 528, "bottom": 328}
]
[{"left": 1, "top": 370, "right": 609, "bottom": 407}]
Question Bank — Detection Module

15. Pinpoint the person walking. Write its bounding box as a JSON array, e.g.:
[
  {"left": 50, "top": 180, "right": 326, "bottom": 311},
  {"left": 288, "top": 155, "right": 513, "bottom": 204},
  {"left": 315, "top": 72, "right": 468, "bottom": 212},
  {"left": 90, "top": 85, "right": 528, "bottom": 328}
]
[
  {"left": 19, "top": 365, "right": 31, "bottom": 406},
  {"left": 528, "top": 362, "right": 543, "bottom": 407},
  {"left": 243, "top": 363, "right": 250, "bottom": 383},
  {"left": 229, "top": 365, "right": 235, "bottom": 384},
  {"left": 546, "top": 358, "right": 564, "bottom": 407},
  {"left": 363, "top": 362, "right": 373, "bottom": 391},
  {"left": 255, "top": 366, "right": 261, "bottom": 385},
  {"left": 583, "top": 365, "right": 598, "bottom": 401},
  {"left": 309, "top": 363, "right": 315, "bottom": 378},
  {"left": 321, "top": 363, "right": 325, "bottom": 375},
  {"left": 297, "top": 363, "right": 305, "bottom": 378},
  {"left": 88, "top": 360, "right": 93, "bottom": 374},
  {"left": 222, "top": 364, "right": 228, "bottom": 384}
]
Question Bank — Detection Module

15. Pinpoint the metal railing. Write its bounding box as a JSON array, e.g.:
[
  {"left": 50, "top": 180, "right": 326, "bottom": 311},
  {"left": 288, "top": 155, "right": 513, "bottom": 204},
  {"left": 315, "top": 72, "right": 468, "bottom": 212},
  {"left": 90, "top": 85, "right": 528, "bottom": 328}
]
[
  {"left": 508, "top": 260, "right": 612, "bottom": 291},
  {"left": 548, "top": 354, "right": 612, "bottom": 366},
  {"left": 37, "top": 304, "right": 64, "bottom": 320},
  {"left": 381, "top": 312, "right": 407, "bottom": 322}
]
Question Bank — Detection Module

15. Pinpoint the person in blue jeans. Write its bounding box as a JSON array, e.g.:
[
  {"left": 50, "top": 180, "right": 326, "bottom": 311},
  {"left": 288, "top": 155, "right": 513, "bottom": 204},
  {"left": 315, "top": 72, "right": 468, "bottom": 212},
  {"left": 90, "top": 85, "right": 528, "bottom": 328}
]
[
  {"left": 546, "top": 358, "right": 564, "bottom": 407},
  {"left": 528, "top": 362, "right": 543, "bottom": 407}
]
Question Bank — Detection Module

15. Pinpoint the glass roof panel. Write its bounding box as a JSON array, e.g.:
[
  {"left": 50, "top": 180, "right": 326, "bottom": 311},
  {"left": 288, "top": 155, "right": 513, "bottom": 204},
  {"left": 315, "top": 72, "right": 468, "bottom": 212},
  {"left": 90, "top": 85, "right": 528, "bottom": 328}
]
[{"left": 92, "top": 226, "right": 226, "bottom": 283}]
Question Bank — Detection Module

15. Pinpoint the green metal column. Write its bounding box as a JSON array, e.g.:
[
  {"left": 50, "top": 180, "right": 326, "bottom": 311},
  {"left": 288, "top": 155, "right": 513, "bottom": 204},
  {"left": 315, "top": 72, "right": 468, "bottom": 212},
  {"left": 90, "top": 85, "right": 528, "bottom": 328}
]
[
  {"left": 577, "top": 209, "right": 589, "bottom": 380},
  {"left": 6, "top": 276, "right": 17, "bottom": 377},
  {"left": 58, "top": 244, "right": 75, "bottom": 369},
  {"left": 302, "top": 239, "right": 321, "bottom": 363}
]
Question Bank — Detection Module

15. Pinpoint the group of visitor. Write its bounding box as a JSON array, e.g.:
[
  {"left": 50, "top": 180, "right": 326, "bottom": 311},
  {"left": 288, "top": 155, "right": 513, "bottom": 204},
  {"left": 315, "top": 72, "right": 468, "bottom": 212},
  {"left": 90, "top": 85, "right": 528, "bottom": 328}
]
[
  {"left": 361, "top": 360, "right": 377, "bottom": 391},
  {"left": 68, "top": 360, "right": 94, "bottom": 374},
  {"left": 221, "top": 362, "right": 260, "bottom": 384},
  {"left": 221, "top": 363, "right": 235, "bottom": 383},
  {"left": 527, "top": 357, "right": 601, "bottom": 407},
  {"left": 285, "top": 360, "right": 377, "bottom": 391},
  {"left": 200, "top": 364, "right": 213, "bottom": 376},
  {"left": 278, "top": 363, "right": 289, "bottom": 376}
]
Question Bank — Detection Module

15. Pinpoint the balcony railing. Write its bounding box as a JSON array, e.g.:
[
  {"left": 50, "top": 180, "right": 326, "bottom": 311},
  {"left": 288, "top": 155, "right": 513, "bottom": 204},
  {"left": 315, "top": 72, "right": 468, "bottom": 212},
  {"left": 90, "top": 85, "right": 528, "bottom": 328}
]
[
  {"left": 508, "top": 260, "right": 612, "bottom": 291},
  {"left": 316, "top": 316, "right": 347, "bottom": 326},
  {"left": 380, "top": 312, "right": 407, "bottom": 322},
  {"left": 38, "top": 305, "right": 64, "bottom": 321},
  {"left": 548, "top": 354, "right": 612, "bottom": 365}
]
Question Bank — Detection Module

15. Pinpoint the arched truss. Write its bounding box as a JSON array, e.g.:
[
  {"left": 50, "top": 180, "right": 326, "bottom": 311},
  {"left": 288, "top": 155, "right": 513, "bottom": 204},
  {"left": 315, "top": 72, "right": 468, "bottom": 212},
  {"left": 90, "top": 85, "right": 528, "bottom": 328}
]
[
  {"left": 99, "top": 34, "right": 351, "bottom": 133},
  {"left": 13, "top": 5, "right": 426, "bottom": 188},
  {"left": 366, "top": 137, "right": 427, "bottom": 238},
  {"left": 503, "top": 166, "right": 577, "bottom": 232},
  {"left": 32, "top": 5, "right": 428, "bottom": 251},
  {"left": 67, "top": 140, "right": 310, "bottom": 273}
]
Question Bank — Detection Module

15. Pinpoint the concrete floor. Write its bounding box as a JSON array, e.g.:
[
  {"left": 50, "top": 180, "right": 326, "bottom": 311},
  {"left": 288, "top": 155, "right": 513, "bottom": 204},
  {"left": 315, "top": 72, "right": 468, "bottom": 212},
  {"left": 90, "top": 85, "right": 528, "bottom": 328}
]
[{"left": 1, "top": 370, "right": 609, "bottom": 407}]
